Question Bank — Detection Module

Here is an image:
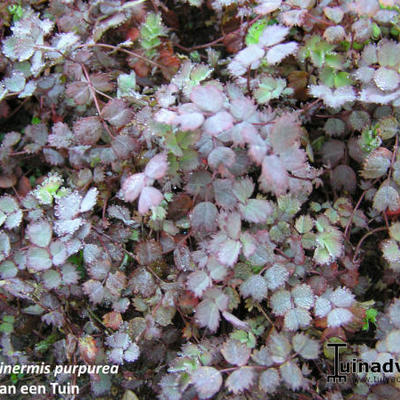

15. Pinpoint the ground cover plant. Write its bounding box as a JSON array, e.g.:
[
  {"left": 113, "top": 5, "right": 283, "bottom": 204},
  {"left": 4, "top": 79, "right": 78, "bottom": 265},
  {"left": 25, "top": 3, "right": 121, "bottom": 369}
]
[{"left": 1, "top": 0, "right": 400, "bottom": 399}]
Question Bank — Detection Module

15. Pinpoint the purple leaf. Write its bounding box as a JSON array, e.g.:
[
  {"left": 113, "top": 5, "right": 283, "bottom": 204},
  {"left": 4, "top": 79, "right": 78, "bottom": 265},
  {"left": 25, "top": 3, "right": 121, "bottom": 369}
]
[
  {"left": 266, "top": 42, "right": 298, "bottom": 64},
  {"left": 42, "top": 269, "right": 61, "bottom": 289},
  {"left": 213, "top": 179, "right": 237, "bottom": 209},
  {"left": 233, "top": 177, "right": 254, "bottom": 203},
  {"left": 221, "top": 339, "right": 251, "bottom": 366},
  {"left": 331, "top": 165, "right": 357, "bottom": 194},
  {"left": 102, "top": 99, "right": 133, "bottom": 127},
  {"left": 191, "top": 202, "right": 218, "bottom": 232},
  {"left": 259, "top": 24, "right": 289, "bottom": 47},
  {"left": 255, "top": 0, "right": 281, "bottom": 14},
  {"left": 195, "top": 299, "right": 221, "bottom": 332},
  {"left": 217, "top": 238, "right": 241, "bottom": 266},
  {"left": 233, "top": 45, "right": 265, "bottom": 70},
  {"left": 83, "top": 280, "right": 105, "bottom": 304},
  {"left": 191, "top": 85, "right": 224, "bottom": 113},
  {"left": 280, "top": 361, "right": 304, "bottom": 390},
  {"left": 73, "top": 116, "right": 103, "bottom": 145},
  {"left": 208, "top": 147, "right": 236, "bottom": 170},
  {"left": 309, "top": 85, "right": 356, "bottom": 108},
  {"left": 121, "top": 173, "right": 146, "bottom": 202},
  {"left": 191, "top": 367, "right": 222, "bottom": 399},
  {"left": 270, "top": 112, "right": 302, "bottom": 154},
  {"left": 222, "top": 311, "right": 250, "bottom": 330},
  {"left": 91, "top": 73, "right": 114, "bottom": 92},
  {"left": 187, "top": 270, "right": 212, "bottom": 297},
  {"left": 80, "top": 187, "right": 98, "bottom": 213},
  {"left": 259, "top": 368, "right": 280, "bottom": 393},
  {"left": 112, "top": 135, "right": 139, "bottom": 159},
  {"left": 174, "top": 112, "right": 204, "bottom": 130},
  {"left": 203, "top": 111, "right": 234, "bottom": 136},
  {"left": 240, "top": 275, "right": 268, "bottom": 302},
  {"left": 43, "top": 148, "right": 64, "bottom": 165},
  {"left": 48, "top": 122, "right": 74, "bottom": 149},
  {"left": 124, "top": 343, "right": 140, "bottom": 362},
  {"left": 26, "top": 220, "right": 52, "bottom": 248},
  {"left": 138, "top": 186, "right": 164, "bottom": 214},
  {"left": 321, "top": 139, "right": 345, "bottom": 167},
  {"left": 225, "top": 367, "right": 256, "bottom": 394},
  {"left": 284, "top": 308, "right": 312, "bottom": 331},
  {"left": 27, "top": 247, "right": 52, "bottom": 271},
  {"left": 239, "top": 199, "right": 273, "bottom": 223},
  {"left": 144, "top": 153, "right": 169, "bottom": 180},
  {"left": 260, "top": 155, "right": 289, "bottom": 196},
  {"left": 136, "top": 240, "right": 162, "bottom": 265},
  {"left": 66, "top": 81, "right": 90, "bottom": 105}
]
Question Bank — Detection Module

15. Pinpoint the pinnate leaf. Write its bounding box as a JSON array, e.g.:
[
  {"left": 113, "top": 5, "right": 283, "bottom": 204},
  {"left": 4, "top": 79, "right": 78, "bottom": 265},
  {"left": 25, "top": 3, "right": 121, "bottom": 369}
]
[
  {"left": 102, "top": 99, "right": 133, "bottom": 127},
  {"left": 217, "top": 238, "right": 241, "bottom": 266},
  {"left": 240, "top": 274, "right": 268, "bottom": 302},
  {"left": 266, "top": 42, "right": 298, "bottom": 64},
  {"left": 138, "top": 186, "right": 164, "bottom": 214},
  {"left": 221, "top": 339, "right": 251, "bottom": 366},
  {"left": 280, "top": 361, "right": 303, "bottom": 390},
  {"left": 26, "top": 220, "right": 52, "bottom": 248},
  {"left": 327, "top": 308, "right": 353, "bottom": 327},
  {"left": 373, "top": 185, "right": 400, "bottom": 212},
  {"left": 80, "top": 188, "right": 98, "bottom": 213},
  {"left": 284, "top": 308, "right": 312, "bottom": 331},
  {"left": 239, "top": 199, "right": 273, "bottom": 223},
  {"left": 259, "top": 25, "right": 289, "bottom": 47},
  {"left": 208, "top": 147, "right": 236, "bottom": 170},
  {"left": 191, "top": 84, "right": 224, "bottom": 113},
  {"left": 225, "top": 367, "right": 256, "bottom": 394},
  {"left": 144, "top": 153, "right": 169, "bottom": 180},
  {"left": 191, "top": 202, "right": 218, "bottom": 232},
  {"left": 73, "top": 116, "right": 103, "bottom": 145},
  {"left": 203, "top": 111, "right": 234, "bottom": 136},
  {"left": 259, "top": 368, "right": 280, "bottom": 393},
  {"left": 83, "top": 280, "right": 106, "bottom": 304},
  {"left": 187, "top": 270, "right": 212, "bottom": 297},
  {"left": 191, "top": 367, "right": 222, "bottom": 399},
  {"left": 122, "top": 173, "right": 146, "bottom": 202},
  {"left": 292, "top": 333, "right": 319, "bottom": 359},
  {"left": 27, "top": 247, "right": 52, "bottom": 271}
]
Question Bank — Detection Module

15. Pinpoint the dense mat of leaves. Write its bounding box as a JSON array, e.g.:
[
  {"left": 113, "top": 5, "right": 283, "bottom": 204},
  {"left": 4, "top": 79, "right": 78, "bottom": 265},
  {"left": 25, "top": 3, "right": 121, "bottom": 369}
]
[{"left": 1, "top": 0, "right": 400, "bottom": 399}]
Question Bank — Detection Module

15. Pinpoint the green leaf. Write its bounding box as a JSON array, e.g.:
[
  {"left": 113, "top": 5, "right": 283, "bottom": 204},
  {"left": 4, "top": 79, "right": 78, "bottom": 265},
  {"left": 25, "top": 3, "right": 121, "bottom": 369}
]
[
  {"left": 0, "top": 315, "right": 14, "bottom": 334},
  {"left": 295, "top": 215, "right": 313, "bottom": 234},
  {"left": 314, "top": 227, "right": 343, "bottom": 265},
  {"left": 33, "top": 174, "right": 63, "bottom": 205},
  {"left": 140, "top": 13, "right": 167, "bottom": 57},
  {"left": 334, "top": 71, "right": 352, "bottom": 88},
  {"left": 371, "top": 23, "right": 381, "bottom": 40},
  {"left": 362, "top": 308, "right": 378, "bottom": 331},
  {"left": 4, "top": 72, "right": 26, "bottom": 92},
  {"left": 245, "top": 19, "right": 268, "bottom": 45},
  {"left": 254, "top": 76, "right": 289, "bottom": 104},
  {"left": 117, "top": 72, "right": 136, "bottom": 98}
]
